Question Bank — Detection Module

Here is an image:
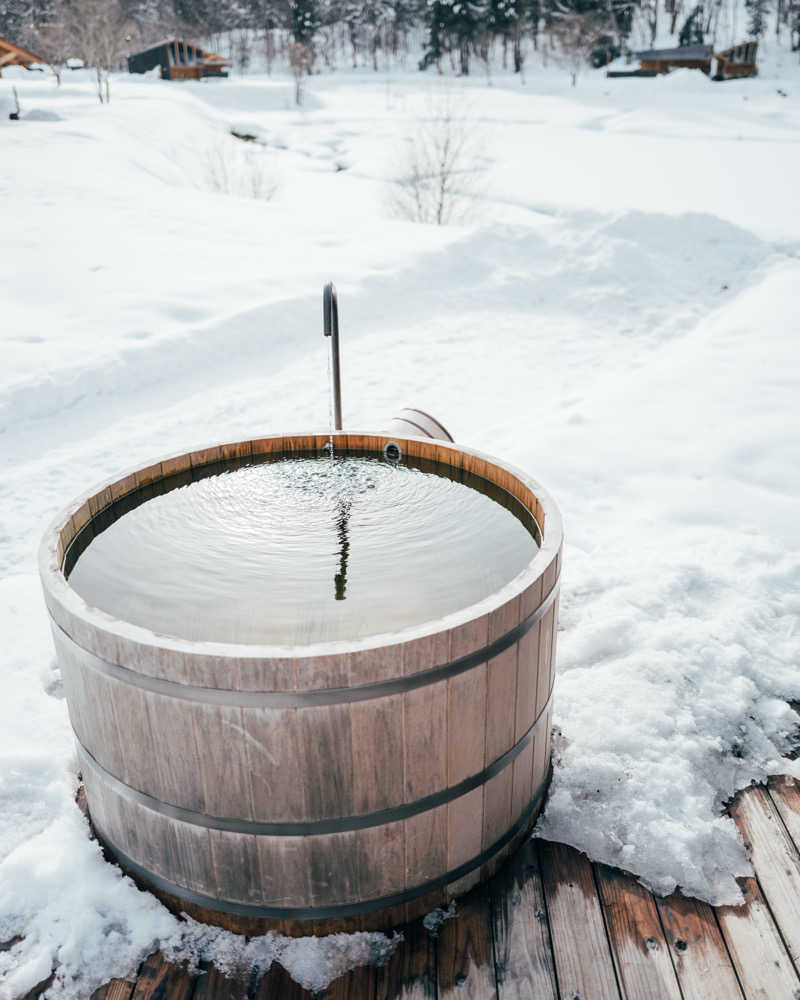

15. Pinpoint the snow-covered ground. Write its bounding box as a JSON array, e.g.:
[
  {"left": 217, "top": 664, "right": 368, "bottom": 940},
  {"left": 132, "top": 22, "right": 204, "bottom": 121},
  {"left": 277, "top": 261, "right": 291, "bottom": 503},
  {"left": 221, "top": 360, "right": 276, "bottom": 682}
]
[{"left": 1, "top": 48, "right": 800, "bottom": 997}]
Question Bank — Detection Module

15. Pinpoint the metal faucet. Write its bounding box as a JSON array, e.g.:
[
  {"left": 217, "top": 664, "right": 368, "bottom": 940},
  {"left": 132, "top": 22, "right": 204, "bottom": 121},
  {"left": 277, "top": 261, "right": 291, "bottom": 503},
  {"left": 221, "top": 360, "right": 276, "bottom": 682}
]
[{"left": 323, "top": 282, "right": 343, "bottom": 432}]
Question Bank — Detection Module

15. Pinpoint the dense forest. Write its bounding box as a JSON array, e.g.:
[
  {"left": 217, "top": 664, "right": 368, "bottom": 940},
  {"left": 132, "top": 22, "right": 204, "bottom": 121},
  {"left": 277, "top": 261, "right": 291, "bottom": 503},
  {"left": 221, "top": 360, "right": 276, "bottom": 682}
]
[{"left": 0, "top": 0, "right": 797, "bottom": 81}]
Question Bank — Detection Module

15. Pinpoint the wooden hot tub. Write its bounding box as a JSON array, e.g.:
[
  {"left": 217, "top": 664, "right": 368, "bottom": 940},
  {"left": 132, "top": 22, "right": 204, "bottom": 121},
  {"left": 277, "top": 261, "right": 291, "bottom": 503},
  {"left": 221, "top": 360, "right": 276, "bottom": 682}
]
[{"left": 39, "top": 432, "right": 563, "bottom": 935}]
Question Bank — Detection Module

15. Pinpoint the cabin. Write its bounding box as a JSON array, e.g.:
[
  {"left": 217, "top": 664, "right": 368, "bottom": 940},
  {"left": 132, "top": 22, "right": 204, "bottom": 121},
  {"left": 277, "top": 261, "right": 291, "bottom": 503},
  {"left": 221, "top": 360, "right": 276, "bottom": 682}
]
[
  {"left": 127, "top": 39, "right": 229, "bottom": 81},
  {"left": 714, "top": 40, "right": 758, "bottom": 79},
  {"left": 607, "top": 40, "right": 758, "bottom": 80},
  {"left": 0, "top": 36, "right": 43, "bottom": 77},
  {"left": 635, "top": 43, "right": 714, "bottom": 74}
]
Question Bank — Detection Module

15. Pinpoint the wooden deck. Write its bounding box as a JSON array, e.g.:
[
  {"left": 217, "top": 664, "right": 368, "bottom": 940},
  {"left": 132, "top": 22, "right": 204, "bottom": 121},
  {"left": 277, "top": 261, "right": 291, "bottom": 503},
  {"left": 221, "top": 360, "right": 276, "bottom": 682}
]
[{"left": 19, "top": 776, "right": 800, "bottom": 1000}]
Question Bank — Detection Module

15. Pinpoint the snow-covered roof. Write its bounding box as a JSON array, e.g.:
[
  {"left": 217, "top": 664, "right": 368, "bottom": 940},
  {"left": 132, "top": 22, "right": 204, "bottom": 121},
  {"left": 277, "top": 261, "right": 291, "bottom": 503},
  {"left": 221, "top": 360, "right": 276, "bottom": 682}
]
[{"left": 635, "top": 44, "right": 713, "bottom": 60}]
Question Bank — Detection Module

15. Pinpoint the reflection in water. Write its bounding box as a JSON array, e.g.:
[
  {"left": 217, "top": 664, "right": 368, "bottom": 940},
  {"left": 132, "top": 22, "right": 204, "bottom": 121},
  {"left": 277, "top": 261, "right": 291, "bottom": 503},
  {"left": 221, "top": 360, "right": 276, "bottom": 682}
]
[
  {"left": 334, "top": 499, "right": 351, "bottom": 601},
  {"left": 67, "top": 454, "right": 540, "bottom": 646}
]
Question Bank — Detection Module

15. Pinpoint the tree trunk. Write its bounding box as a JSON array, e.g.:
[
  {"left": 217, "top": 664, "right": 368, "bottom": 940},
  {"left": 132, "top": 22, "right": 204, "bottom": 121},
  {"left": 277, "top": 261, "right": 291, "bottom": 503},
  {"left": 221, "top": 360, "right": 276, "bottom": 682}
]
[
  {"left": 266, "top": 29, "right": 274, "bottom": 75},
  {"left": 350, "top": 23, "right": 358, "bottom": 67},
  {"left": 459, "top": 35, "right": 469, "bottom": 73},
  {"left": 513, "top": 23, "right": 523, "bottom": 70},
  {"left": 670, "top": 0, "right": 681, "bottom": 34}
]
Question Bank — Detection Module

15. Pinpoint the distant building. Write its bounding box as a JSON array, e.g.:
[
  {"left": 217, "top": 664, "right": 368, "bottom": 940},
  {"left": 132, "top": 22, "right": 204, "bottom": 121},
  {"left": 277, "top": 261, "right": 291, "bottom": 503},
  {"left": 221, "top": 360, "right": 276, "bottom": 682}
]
[
  {"left": 0, "top": 36, "right": 44, "bottom": 76},
  {"left": 714, "top": 41, "right": 758, "bottom": 80},
  {"left": 127, "top": 40, "right": 229, "bottom": 81},
  {"left": 607, "top": 40, "right": 757, "bottom": 80},
  {"left": 635, "top": 43, "right": 714, "bottom": 75}
]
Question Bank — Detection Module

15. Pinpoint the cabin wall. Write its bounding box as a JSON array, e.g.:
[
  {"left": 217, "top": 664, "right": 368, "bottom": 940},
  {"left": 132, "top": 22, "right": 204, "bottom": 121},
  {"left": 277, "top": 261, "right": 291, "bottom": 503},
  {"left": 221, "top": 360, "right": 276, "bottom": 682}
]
[
  {"left": 640, "top": 57, "right": 712, "bottom": 73},
  {"left": 127, "top": 46, "right": 168, "bottom": 75}
]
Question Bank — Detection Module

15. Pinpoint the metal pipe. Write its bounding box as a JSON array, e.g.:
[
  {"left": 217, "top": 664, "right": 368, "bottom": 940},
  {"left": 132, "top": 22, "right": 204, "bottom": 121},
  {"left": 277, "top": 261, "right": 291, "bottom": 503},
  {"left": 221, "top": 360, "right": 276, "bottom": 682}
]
[
  {"left": 384, "top": 408, "right": 454, "bottom": 442},
  {"left": 382, "top": 409, "right": 455, "bottom": 460},
  {"left": 323, "top": 282, "right": 343, "bottom": 431}
]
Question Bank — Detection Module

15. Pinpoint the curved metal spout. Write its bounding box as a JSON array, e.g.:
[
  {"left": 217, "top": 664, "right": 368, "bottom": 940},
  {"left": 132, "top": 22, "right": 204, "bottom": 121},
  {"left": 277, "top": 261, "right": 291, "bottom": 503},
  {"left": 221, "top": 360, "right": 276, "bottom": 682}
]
[{"left": 323, "top": 282, "right": 343, "bottom": 432}]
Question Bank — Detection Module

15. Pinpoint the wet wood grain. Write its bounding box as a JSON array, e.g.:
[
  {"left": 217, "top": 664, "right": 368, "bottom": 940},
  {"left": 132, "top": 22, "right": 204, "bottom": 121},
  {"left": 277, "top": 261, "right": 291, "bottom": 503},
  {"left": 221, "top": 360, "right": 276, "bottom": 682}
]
[{"left": 538, "top": 842, "right": 620, "bottom": 1000}]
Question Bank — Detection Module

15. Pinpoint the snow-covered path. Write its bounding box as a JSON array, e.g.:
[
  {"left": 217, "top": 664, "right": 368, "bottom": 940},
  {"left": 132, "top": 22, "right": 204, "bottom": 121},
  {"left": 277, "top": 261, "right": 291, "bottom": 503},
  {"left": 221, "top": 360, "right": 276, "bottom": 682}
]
[{"left": 1, "top": 58, "right": 800, "bottom": 997}]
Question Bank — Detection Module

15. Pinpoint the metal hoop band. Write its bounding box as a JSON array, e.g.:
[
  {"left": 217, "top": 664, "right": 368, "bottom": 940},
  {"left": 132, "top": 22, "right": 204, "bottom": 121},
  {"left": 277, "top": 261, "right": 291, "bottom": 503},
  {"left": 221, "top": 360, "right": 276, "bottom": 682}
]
[
  {"left": 90, "top": 775, "right": 550, "bottom": 922},
  {"left": 77, "top": 687, "right": 552, "bottom": 837},
  {"left": 56, "top": 575, "right": 559, "bottom": 709}
]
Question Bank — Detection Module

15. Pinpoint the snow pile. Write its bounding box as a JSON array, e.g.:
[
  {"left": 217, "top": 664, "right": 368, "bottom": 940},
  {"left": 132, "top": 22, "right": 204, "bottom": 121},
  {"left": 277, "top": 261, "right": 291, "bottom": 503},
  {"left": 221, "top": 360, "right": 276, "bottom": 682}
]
[
  {"left": 534, "top": 260, "right": 800, "bottom": 901},
  {"left": 2, "top": 59, "right": 800, "bottom": 996},
  {"left": 160, "top": 919, "right": 400, "bottom": 994}
]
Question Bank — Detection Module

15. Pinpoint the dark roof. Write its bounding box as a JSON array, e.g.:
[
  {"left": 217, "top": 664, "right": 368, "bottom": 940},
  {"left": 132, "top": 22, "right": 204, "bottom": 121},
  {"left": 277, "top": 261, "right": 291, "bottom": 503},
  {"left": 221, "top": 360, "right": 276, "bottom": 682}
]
[
  {"left": 129, "top": 39, "right": 227, "bottom": 60},
  {"left": 635, "top": 44, "right": 713, "bottom": 60}
]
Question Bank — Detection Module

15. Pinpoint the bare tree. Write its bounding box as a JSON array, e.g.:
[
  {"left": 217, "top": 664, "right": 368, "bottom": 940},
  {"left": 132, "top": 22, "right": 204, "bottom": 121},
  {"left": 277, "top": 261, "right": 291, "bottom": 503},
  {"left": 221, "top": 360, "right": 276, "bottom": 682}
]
[
  {"left": 62, "top": 0, "right": 135, "bottom": 103},
  {"left": 388, "top": 94, "right": 485, "bottom": 225},
  {"left": 289, "top": 41, "right": 314, "bottom": 104},
  {"left": 548, "top": 12, "right": 609, "bottom": 86},
  {"left": 26, "top": 21, "right": 70, "bottom": 85}
]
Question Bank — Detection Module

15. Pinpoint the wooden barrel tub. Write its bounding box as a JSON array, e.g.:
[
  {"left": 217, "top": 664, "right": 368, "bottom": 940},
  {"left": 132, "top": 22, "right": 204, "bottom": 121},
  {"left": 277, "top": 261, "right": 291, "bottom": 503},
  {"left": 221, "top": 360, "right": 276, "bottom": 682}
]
[{"left": 40, "top": 432, "right": 563, "bottom": 935}]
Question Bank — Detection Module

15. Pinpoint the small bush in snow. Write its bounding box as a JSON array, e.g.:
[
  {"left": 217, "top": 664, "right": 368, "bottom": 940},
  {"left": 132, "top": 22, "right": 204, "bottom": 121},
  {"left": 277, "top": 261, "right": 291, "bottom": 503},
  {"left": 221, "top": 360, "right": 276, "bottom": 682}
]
[
  {"left": 388, "top": 93, "right": 486, "bottom": 226},
  {"left": 205, "top": 143, "right": 279, "bottom": 202}
]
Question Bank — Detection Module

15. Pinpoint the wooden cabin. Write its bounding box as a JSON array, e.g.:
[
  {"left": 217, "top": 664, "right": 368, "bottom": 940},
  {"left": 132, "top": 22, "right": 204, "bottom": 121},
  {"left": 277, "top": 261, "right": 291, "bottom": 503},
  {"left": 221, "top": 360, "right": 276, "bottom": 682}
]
[
  {"left": 714, "top": 40, "right": 758, "bottom": 79},
  {"left": 127, "top": 40, "right": 229, "bottom": 81},
  {"left": 608, "top": 39, "right": 758, "bottom": 80},
  {"left": 0, "top": 36, "right": 43, "bottom": 76},
  {"left": 635, "top": 43, "right": 714, "bottom": 74}
]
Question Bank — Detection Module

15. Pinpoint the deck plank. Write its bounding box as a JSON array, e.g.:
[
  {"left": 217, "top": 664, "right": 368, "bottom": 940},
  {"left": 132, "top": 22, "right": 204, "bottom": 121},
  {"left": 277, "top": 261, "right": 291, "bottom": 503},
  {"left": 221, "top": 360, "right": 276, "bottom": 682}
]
[
  {"left": 19, "top": 973, "right": 54, "bottom": 1000},
  {"left": 767, "top": 776, "right": 800, "bottom": 856},
  {"left": 320, "top": 963, "right": 377, "bottom": 1000},
  {"left": 91, "top": 980, "right": 136, "bottom": 1000},
  {"left": 655, "top": 892, "right": 744, "bottom": 1000},
  {"left": 538, "top": 842, "right": 620, "bottom": 1000},
  {"left": 716, "top": 877, "right": 800, "bottom": 1000},
  {"left": 436, "top": 888, "right": 497, "bottom": 999},
  {"left": 191, "top": 962, "right": 248, "bottom": 999},
  {"left": 730, "top": 784, "right": 800, "bottom": 964},
  {"left": 489, "top": 840, "right": 558, "bottom": 1000},
  {"left": 252, "top": 962, "right": 308, "bottom": 999},
  {"left": 131, "top": 953, "right": 196, "bottom": 1000},
  {"left": 374, "top": 918, "right": 436, "bottom": 1000},
  {"left": 594, "top": 864, "right": 682, "bottom": 1000}
]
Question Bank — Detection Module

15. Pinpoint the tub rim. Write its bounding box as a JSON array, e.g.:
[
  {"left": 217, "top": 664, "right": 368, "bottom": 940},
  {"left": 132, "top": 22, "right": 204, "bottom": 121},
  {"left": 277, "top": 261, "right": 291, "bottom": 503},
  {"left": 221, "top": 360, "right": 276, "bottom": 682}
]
[{"left": 39, "top": 431, "right": 563, "bottom": 684}]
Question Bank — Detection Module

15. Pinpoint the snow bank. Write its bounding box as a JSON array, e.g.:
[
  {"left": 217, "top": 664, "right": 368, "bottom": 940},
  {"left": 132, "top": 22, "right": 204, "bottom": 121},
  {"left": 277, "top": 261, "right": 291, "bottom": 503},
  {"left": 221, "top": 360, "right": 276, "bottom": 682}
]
[
  {"left": 2, "top": 61, "right": 800, "bottom": 996},
  {"left": 534, "top": 259, "right": 800, "bottom": 901}
]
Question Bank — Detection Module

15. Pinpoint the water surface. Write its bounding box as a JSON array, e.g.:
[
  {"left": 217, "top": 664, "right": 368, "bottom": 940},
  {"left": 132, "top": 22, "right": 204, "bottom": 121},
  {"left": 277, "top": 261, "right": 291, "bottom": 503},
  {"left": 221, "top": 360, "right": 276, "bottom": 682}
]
[{"left": 67, "top": 453, "right": 539, "bottom": 645}]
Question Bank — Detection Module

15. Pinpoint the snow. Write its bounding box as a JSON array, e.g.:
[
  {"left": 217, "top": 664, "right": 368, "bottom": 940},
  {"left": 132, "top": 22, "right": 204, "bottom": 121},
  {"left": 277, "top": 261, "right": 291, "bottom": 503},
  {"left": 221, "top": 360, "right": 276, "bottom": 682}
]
[{"left": 1, "top": 50, "right": 800, "bottom": 997}]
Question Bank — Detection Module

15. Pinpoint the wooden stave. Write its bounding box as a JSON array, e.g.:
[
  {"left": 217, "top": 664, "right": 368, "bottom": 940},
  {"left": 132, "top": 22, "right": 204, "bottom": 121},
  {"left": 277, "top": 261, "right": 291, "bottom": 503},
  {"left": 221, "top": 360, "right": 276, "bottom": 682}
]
[{"left": 42, "top": 432, "right": 562, "bottom": 933}]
